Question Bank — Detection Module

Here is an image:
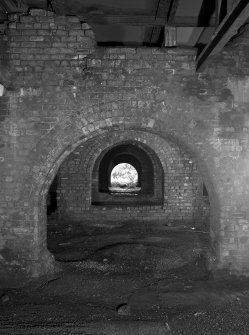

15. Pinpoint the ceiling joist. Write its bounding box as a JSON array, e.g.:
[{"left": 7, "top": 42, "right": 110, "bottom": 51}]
[
  {"left": 79, "top": 14, "right": 165, "bottom": 26},
  {"left": 143, "top": 26, "right": 163, "bottom": 46},
  {"left": 196, "top": 0, "right": 249, "bottom": 71},
  {"left": 80, "top": 13, "right": 217, "bottom": 27},
  {"left": 0, "top": 0, "right": 24, "bottom": 12},
  {"left": 173, "top": 16, "right": 217, "bottom": 27},
  {"left": 167, "top": 0, "right": 180, "bottom": 25},
  {"left": 145, "top": 0, "right": 168, "bottom": 46},
  {"left": 0, "top": 0, "right": 217, "bottom": 28}
]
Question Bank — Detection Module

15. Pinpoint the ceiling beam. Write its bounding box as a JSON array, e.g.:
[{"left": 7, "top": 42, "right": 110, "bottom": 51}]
[
  {"left": 0, "top": 12, "right": 7, "bottom": 21},
  {"left": 79, "top": 14, "right": 217, "bottom": 27},
  {"left": 80, "top": 14, "right": 163, "bottom": 26},
  {"left": 143, "top": 26, "right": 164, "bottom": 46},
  {"left": 196, "top": 0, "right": 249, "bottom": 71},
  {"left": 173, "top": 16, "right": 217, "bottom": 26},
  {"left": 0, "top": 0, "right": 25, "bottom": 12},
  {"left": 167, "top": 0, "right": 181, "bottom": 25},
  {"left": 227, "top": 0, "right": 235, "bottom": 11},
  {"left": 154, "top": 0, "right": 172, "bottom": 19},
  {"left": 217, "top": 0, "right": 228, "bottom": 24},
  {"left": 145, "top": 0, "right": 168, "bottom": 46}
]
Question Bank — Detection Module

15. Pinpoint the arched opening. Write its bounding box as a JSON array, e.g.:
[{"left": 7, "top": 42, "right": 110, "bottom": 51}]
[
  {"left": 0, "top": 83, "right": 5, "bottom": 96},
  {"left": 42, "top": 130, "right": 213, "bottom": 313},
  {"left": 17, "top": 120, "right": 220, "bottom": 283},
  {"left": 43, "top": 130, "right": 213, "bottom": 276},
  {"left": 109, "top": 163, "right": 140, "bottom": 193},
  {"left": 92, "top": 141, "right": 163, "bottom": 206},
  {"left": 7, "top": 121, "right": 223, "bottom": 327},
  {"left": 47, "top": 175, "right": 58, "bottom": 218}
]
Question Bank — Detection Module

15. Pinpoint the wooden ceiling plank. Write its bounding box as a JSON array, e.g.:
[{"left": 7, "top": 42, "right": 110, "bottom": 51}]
[
  {"left": 0, "top": 0, "right": 13, "bottom": 12},
  {"left": 0, "top": 0, "right": 23, "bottom": 12},
  {"left": 154, "top": 0, "right": 172, "bottom": 19},
  {"left": 167, "top": 0, "right": 181, "bottom": 25},
  {"left": 0, "top": 12, "right": 7, "bottom": 21},
  {"left": 216, "top": 0, "right": 221, "bottom": 26},
  {"left": 81, "top": 14, "right": 216, "bottom": 27},
  {"left": 196, "top": 0, "right": 249, "bottom": 71},
  {"left": 80, "top": 14, "right": 163, "bottom": 26},
  {"left": 218, "top": 0, "right": 229, "bottom": 24},
  {"left": 145, "top": 26, "right": 164, "bottom": 46},
  {"left": 227, "top": 0, "right": 235, "bottom": 12},
  {"left": 143, "top": 27, "right": 153, "bottom": 44},
  {"left": 146, "top": 0, "right": 166, "bottom": 46},
  {"left": 173, "top": 16, "right": 217, "bottom": 26}
]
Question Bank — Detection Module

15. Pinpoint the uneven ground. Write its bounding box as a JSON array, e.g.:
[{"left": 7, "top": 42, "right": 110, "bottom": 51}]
[{"left": 1, "top": 219, "right": 249, "bottom": 335}]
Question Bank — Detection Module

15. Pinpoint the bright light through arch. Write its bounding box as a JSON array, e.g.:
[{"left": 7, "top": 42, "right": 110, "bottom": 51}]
[{"left": 110, "top": 163, "right": 139, "bottom": 192}]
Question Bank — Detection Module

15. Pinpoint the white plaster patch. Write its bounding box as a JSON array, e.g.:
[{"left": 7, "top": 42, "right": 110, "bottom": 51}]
[
  {"left": 0, "top": 84, "right": 5, "bottom": 96},
  {"left": 147, "top": 118, "right": 155, "bottom": 128},
  {"left": 227, "top": 77, "right": 249, "bottom": 103},
  {"left": 20, "top": 87, "right": 42, "bottom": 97}
]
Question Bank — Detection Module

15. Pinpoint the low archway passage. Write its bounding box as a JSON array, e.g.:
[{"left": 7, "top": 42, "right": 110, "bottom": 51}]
[
  {"left": 46, "top": 130, "right": 211, "bottom": 279},
  {"left": 47, "top": 176, "right": 58, "bottom": 217},
  {"left": 92, "top": 141, "right": 163, "bottom": 206}
]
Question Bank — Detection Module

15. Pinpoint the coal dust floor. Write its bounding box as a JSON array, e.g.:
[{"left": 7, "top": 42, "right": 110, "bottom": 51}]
[{"left": 2, "top": 221, "right": 249, "bottom": 334}]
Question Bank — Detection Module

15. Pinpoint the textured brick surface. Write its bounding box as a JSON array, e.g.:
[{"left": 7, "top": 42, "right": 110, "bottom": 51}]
[
  {"left": 56, "top": 130, "right": 209, "bottom": 226},
  {"left": 1, "top": 10, "right": 249, "bottom": 282}
]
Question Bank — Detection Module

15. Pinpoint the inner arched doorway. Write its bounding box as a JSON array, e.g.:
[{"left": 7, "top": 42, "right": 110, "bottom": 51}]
[
  {"left": 91, "top": 141, "right": 164, "bottom": 206},
  {"left": 46, "top": 128, "right": 211, "bottom": 278}
]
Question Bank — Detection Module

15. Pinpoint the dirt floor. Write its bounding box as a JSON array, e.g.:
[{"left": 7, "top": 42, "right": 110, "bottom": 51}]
[{"left": 1, "top": 219, "right": 249, "bottom": 335}]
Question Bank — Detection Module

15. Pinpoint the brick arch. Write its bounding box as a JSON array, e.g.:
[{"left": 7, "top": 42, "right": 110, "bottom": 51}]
[
  {"left": 90, "top": 139, "right": 164, "bottom": 206},
  {"left": 18, "top": 116, "right": 219, "bottom": 277},
  {"left": 56, "top": 129, "right": 210, "bottom": 229}
]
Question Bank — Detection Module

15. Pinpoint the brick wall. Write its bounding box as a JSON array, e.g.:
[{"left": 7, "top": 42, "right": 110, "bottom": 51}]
[
  {"left": 6, "top": 9, "right": 95, "bottom": 88},
  {"left": 1, "top": 9, "right": 249, "bottom": 281}
]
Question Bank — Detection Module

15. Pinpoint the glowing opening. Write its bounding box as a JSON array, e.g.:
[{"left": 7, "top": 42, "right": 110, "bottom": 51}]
[
  {"left": 110, "top": 163, "right": 140, "bottom": 193},
  {"left": 0, "top": 84, "right": 5, "bottom": 97}
]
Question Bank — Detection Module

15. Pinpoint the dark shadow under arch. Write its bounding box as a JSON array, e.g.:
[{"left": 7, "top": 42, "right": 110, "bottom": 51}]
[{"left": 92, "top": 141, "right": 164, "bottom": 206}]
